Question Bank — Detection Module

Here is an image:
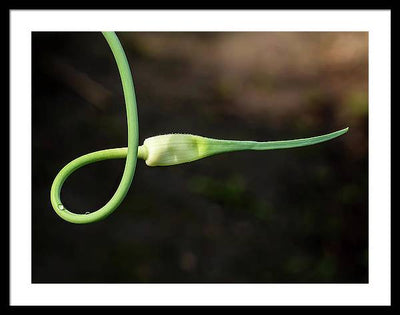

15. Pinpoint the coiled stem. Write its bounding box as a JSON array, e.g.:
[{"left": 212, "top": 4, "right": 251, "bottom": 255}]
[
  {"left": 50, "top": 32, "right": 349, "bottom": 224},
  {"left": 50, "top": 32, "right": 139, "bottom": 224}
]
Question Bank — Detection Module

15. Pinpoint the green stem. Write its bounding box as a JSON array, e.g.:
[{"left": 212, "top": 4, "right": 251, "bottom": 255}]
[
  {"left": 50, "top": 32, "right": 139, "bottom": 224},
  {"left": 50, "top": 32, "right": 348, "bottom": 224},
  {"left": 201, "top": 128, "right": 349, "bottom": 155}
]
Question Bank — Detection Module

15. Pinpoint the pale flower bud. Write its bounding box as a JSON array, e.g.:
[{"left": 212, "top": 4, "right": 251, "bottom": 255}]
[{"left": 139, "top": 134, "right": 210, "bottom": 166}]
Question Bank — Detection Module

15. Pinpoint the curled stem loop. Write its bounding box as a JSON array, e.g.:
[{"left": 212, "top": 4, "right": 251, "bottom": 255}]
[{"left": 50, "top": 32, "right": 139, "bottom": 224}]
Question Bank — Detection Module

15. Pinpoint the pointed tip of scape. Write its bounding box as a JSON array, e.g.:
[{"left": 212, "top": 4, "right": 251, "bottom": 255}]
[{"left": 335, "top": 127, "right": 349, "bottom": 136}]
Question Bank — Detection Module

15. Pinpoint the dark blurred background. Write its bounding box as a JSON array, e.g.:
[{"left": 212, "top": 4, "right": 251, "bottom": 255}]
[{"left": 32, "top": 32, "right": 368, "bottom": 283}]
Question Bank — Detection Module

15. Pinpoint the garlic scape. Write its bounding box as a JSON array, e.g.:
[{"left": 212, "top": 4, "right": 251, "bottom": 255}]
[
  {"left": 139, "top": 128, "right": 349, "bottom": 167},
  {"left": 50, "top": 31, "right": 349, "bottom": 224}
]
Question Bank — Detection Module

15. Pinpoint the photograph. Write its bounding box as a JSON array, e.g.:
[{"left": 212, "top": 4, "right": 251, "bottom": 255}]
[{"left": 32, "top": 31, "right": 368, "bottom": 284}]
